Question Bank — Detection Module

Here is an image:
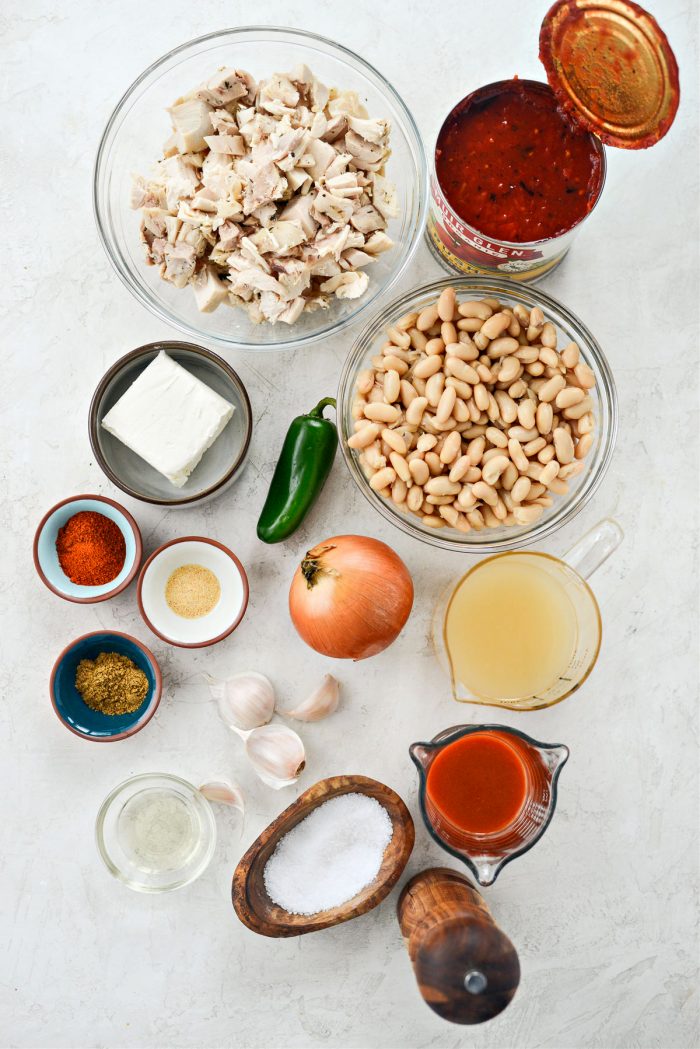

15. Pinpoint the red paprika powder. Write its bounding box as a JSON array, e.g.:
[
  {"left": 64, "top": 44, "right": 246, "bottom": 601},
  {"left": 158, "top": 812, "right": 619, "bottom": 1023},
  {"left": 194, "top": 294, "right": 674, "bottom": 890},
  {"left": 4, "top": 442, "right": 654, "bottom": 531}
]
[{"left": 56, "top": 511, "right": 126, "bottom": 586}]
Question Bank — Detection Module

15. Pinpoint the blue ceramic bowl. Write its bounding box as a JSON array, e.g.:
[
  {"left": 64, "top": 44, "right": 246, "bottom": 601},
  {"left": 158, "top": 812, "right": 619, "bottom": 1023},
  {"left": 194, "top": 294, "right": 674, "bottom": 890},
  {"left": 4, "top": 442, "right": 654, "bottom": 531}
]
[
  {"left": 34, "top": 494, "right": 142, "bottom": 603},
  {"left": 50, "top": 630, "right": 162, "bottom": 741}
]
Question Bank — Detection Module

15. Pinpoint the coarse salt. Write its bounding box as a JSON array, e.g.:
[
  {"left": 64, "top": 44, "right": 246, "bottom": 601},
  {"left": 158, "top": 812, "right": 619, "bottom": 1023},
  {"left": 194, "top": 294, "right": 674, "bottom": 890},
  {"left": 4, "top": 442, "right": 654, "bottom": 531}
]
[{"left": 263, "top": 793, "right": 393, "bottom": 916}]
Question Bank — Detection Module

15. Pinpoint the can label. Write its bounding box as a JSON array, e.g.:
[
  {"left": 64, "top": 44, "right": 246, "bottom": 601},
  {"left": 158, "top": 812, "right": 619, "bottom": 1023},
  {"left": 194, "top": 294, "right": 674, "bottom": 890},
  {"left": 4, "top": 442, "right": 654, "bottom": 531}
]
[{"left": 429, "top": 176, "right": 568, "bottom": 281}]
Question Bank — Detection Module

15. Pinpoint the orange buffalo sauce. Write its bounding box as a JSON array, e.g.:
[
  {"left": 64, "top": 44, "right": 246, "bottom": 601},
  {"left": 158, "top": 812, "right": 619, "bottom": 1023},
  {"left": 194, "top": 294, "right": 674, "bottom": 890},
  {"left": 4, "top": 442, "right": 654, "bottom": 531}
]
[{"left": 426, "top": 732, "right": 527, "bottom": 835}]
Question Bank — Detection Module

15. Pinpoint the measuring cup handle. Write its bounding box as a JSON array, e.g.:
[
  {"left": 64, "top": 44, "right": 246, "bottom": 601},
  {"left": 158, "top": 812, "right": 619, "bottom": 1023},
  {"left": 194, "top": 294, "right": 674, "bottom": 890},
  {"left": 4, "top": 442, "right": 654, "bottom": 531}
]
[{"left": 564, "top": 519, "right": 623, "bottom": 581}]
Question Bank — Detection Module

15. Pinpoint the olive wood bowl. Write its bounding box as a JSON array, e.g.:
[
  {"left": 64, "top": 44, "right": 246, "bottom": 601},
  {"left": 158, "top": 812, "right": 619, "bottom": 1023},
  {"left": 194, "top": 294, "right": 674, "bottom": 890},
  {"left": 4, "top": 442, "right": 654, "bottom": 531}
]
[{"left": 232, "top": 774, "right": 415, "bottom": 937}]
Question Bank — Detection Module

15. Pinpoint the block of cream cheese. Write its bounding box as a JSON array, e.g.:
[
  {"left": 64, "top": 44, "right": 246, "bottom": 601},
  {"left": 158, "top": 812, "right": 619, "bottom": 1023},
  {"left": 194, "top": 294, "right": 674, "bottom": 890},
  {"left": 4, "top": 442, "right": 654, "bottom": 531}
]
[{"left": 101, "top": 351, "right": 235, "bottom": 488}]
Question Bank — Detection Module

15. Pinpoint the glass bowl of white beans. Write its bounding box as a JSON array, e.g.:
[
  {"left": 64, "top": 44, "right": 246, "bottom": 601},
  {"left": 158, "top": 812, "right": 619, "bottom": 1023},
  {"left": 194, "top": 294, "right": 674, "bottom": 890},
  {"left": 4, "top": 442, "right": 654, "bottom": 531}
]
[
  {"left": 337, "top": 276, "right": 617, "bottom": 552},
  {"left": 94, "top": 27, "right": 427, "bottom": 351}
]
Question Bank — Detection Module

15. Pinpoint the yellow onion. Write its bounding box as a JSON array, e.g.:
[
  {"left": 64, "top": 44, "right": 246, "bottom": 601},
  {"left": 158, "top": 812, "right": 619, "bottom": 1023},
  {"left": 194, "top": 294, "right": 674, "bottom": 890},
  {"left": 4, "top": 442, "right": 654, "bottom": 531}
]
[{"left": 289, "top": 535, "right": 413, "bottom": 660}]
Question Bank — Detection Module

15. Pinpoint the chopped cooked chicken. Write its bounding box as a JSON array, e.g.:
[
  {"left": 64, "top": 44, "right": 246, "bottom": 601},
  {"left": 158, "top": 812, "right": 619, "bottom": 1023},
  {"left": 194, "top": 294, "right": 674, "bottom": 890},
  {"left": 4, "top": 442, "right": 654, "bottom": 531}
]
[
  {"left": 192, "top": 265, "right": 229, "bottom": 312},
  {"left": 350, "top": 205, "right": 386, "bottom": 234},
  {"left": 364, "top": 230, "right": 394, "bottom": 255},
  {"left": 168, "top": 99, "right": 213, "bottom": 153},
  {"left": 132, "top": 63, "right": 396, "bottom": 323},
  {"left": 161, "top": 242, "right": 196, "bottom": 288},
  {"left": 372, "top": 174, "right": 400, "bottom": 219},
  {"left": 344, "top": 130, "right": 387, "bottom": 170},
  {"left": 320, "top": 271, "right": 369, "bottom": 298},
  {"left": 193, "top": 68, "right": 255, "bottom": 107}
]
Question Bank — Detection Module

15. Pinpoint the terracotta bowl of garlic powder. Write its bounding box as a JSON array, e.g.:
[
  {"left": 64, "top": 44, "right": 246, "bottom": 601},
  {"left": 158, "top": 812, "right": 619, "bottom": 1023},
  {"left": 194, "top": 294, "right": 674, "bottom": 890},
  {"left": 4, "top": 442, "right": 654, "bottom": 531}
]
[{"left": 137, "top": 537, "right": 249, "bottom": 648}]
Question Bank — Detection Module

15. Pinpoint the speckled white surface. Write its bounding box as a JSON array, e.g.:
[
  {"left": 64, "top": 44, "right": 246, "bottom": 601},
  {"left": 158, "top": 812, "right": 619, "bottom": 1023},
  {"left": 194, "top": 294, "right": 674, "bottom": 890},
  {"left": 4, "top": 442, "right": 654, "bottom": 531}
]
[{"left": 3, "top": 1, "right": 699, "bottom": 1046}]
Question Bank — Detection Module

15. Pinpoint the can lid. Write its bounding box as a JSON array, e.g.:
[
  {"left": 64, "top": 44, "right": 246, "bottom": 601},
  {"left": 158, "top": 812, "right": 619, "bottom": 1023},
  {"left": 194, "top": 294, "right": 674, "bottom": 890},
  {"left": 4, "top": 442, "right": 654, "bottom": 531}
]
[{"left": 539, "top": 0, "right": 680, "bottom": 149}]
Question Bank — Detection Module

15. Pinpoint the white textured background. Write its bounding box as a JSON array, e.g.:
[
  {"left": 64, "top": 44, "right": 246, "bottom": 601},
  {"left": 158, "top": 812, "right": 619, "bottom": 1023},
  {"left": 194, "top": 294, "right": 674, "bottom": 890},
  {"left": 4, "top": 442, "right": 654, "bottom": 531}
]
[{"left": 2, "top": 1, "right": 698, "bottom": 1046}]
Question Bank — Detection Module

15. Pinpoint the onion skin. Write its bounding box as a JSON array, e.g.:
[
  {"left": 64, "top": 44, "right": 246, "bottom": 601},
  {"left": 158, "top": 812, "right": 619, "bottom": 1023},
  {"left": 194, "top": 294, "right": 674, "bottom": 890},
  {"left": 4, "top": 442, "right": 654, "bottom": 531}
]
[{"left": 288, "top": 535, "right": 414, "bottom": 660}]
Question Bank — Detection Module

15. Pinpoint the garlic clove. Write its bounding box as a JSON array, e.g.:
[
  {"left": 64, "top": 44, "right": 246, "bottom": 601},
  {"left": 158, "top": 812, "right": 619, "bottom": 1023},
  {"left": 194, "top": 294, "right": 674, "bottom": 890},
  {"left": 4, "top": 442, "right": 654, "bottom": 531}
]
[
  {"left": 206, "top": 671, "right": 276, "bottom": 731},
  {"left": 199, "top": 779, "right": 245, "bottom": 817},
  {"left": 283, "top": 674, "right": 340, "bottom": 722},
  {"left": 199, "top": 779, "right": 245, "bottom": 838},
  {"left": 245, "top": 723, "right": 306, "bottom": 790}
]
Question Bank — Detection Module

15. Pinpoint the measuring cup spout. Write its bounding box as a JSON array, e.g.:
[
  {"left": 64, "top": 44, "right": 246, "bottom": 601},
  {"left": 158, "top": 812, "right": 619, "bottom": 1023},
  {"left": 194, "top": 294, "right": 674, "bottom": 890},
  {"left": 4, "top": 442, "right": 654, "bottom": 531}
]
[
  {"left": 409, "top": 743, "right": 433, "bottom": 772},
  {"left": 474, "top": 859, "right": 500, "bottom": 887},
  {"left": 541, "top": 743, "right": 570, "bottom": 773}
]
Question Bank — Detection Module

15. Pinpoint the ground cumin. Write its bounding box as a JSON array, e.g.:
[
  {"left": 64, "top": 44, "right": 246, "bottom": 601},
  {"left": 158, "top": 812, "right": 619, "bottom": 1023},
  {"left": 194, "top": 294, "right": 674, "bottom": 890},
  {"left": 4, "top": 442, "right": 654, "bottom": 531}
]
[
  {"left": 75, "top": 651, "right": 149, "bottom": 715},
  {"left": 56, "top": 511, "right": 126, "bottom": 586}
]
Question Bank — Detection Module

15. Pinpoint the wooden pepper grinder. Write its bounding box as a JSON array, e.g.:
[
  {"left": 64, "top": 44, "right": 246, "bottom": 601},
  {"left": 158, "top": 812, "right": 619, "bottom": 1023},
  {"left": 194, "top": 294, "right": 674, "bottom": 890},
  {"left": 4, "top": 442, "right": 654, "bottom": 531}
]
[{"left": 397, "top": 867, "right": 520, "bottom": 1024}]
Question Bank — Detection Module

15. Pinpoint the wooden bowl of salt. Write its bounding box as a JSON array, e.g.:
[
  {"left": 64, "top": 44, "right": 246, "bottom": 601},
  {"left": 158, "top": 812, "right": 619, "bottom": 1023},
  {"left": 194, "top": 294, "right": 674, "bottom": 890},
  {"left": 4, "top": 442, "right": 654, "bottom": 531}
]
[{"left": 232, "top": 775, "right": 414, "bottom": 937}]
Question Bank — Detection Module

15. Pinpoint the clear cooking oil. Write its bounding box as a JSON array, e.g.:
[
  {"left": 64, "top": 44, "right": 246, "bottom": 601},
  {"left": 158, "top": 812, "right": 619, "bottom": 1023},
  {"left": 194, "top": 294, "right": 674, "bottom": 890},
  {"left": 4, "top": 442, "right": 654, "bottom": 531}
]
[{"left": 117, "top": 787, "right": 202, "bottom": 873}]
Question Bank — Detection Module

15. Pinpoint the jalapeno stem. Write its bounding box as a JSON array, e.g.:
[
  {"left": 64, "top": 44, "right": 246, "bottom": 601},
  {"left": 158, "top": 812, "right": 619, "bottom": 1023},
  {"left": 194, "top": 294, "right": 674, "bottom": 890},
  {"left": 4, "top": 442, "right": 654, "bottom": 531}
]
[{"left": 308, "top": 397, "right": 337, "bottom": 419}]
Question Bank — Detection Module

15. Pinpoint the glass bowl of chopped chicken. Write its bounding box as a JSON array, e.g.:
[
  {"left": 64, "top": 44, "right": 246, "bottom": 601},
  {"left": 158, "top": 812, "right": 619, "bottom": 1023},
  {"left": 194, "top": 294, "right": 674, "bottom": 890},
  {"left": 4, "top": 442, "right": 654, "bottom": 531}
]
[
  {"left": 94, "top": 28, "right": 427, "bottom": 350},
  {"left": 337, "top": 276, "right": 618, "bottom": 552}
]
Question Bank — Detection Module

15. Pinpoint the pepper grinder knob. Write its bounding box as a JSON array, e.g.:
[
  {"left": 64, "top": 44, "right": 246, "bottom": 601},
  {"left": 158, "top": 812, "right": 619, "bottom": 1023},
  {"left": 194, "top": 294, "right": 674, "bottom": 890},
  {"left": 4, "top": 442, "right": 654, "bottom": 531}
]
[{"left": 397, "top": 867, "right": 520, "bottom": 1025}]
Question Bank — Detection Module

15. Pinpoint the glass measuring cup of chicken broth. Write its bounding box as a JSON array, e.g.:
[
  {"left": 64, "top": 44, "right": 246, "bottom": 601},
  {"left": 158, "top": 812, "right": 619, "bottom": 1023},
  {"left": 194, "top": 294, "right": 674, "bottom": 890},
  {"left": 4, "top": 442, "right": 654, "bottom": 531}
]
[{"left": 433, "top": 519, "right": 623, "bottom": 710}]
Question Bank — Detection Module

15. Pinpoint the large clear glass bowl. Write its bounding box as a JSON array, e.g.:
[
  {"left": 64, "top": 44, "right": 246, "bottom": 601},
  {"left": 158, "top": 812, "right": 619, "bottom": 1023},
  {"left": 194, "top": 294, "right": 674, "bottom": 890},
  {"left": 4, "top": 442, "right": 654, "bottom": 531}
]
[
  {"left": 338, "top": 276, "right": 617, "bottom": 553},
  {"left": 94, "top": 27, "right": 427, "bottom": 351}
]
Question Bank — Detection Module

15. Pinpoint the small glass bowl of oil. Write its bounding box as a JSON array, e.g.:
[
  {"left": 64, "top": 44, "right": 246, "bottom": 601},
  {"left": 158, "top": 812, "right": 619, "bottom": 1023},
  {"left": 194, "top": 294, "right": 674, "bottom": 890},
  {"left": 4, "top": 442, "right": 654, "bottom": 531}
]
[{"left": 96, "top": 773, "right": 217, "bottom": 892}]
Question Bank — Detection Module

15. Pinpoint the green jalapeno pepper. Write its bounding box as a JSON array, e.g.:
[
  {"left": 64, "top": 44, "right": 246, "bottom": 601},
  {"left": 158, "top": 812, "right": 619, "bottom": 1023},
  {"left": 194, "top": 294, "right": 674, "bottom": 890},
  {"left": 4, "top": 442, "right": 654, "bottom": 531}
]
[{"left": 257, "top": 397, "right": 338, "bottom": 544}]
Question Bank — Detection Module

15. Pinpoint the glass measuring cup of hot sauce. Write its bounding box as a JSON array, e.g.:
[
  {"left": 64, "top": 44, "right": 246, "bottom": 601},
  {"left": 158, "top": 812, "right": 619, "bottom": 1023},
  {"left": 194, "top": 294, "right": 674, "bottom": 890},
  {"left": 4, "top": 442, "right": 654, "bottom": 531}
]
[
  {"left": 410, "top": 725, "right": 568, "bottom": 886},
  {"left": 433, "top": 518, "right": 623, "bottom": 711}
]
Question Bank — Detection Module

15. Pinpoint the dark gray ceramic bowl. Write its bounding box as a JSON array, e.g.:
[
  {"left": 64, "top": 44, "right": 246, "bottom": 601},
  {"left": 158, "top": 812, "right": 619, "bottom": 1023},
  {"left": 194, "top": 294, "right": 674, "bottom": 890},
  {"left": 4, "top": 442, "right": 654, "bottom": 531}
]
[{"left": 89, "top": 342, "right": 252, "bottom": 507}]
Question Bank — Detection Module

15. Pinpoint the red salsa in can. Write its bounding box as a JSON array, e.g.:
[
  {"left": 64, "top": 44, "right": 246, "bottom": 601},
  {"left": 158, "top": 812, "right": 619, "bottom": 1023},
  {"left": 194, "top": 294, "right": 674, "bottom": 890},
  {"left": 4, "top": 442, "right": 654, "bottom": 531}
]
[{"left": 435, "top": 79, "right": 604, "bottom": 244}]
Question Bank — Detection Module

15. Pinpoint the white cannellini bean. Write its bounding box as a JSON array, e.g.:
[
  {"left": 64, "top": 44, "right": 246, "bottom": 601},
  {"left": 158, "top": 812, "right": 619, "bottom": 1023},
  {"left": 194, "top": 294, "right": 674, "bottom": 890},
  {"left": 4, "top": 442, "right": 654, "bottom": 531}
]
[
  {"left": 425, "top": 371, "right": 446, "bottom": 407},
  {"left": 405, "top": 397, "right": 428, "bottom": 425},
  {"left": 514, "top": 504, "right": 544, "bottom": 525},
  {"left": 383, "top": 369, "right": 400, "bottom": 404},
  {"left": 383, "top": 354, "right": 410, "bottom": 375},
  {"left": 436, "top": 385, "right": 457, "bottom": 423},
  {"left": 539, "top": 461, "right": 560, "bottom": 487},
  {"left": 369, "top": 467, "right": 395, "bottom": 491},
  {"left": 538, "top": 374, "right": 567, "bottom": 402},
  {"left": 389, "top": 452, "right": 411, "bottom": 482},
  {"left": 413, "top": 355, "right": 443, "bottom": 380},
  {"left": 437, "top": 286, "right": 456, "bottom": 322},
  {"left": 481, "top": 455, "right": 510, "bottom": 486},
  {"left": 555, "top": 386, "right": 585, "bottom": 409},
  {"left": 480, "top": 312, "right": 511, "bottom": 340},
  {"left": 439, "top": 430, "right": 462, "bottom": 464},
  {"left": 574, "top": 362, "right": 596, "bottom": 389},
  {"left": 364, "top": 402, "right": 400, "bottom": 423},
  {"left": 511, "top": 476, "right": 531, "bottom": 503},
  {"left": 485, "top": 426, "right": 508, "bottom": 449},
  {"left": 381, "top": 428, "right": 406, "bottom": 455},
  {"left": 561, "top": 341, "right": 580, "bottom": 368},
  {"left": 348, "top": 423, "right": 381, "bottom": 449},
  {"left": 417, "top": 433, "right": 438, "bottom": 452},
  {"left": 508, "top": 438, "right": 529, "bottom": 472},
  {"left": 407, "top": 484, "right": 424, "bottom": 511},
  {"left": 536, "top": 401, "right": 554, "bottom": 434},
  {"left": 553, "top": 427, "right": 575, "bottom": 464},
  {"left": 400, "top": 379, "right": 417, "bottom": 407},
  {"left": 425, "top": 475, "right": 461, "bottom": 496},
  {"left": 349, "top": 295, "right": 596, "bottom": 531},
  {"left": 392, "top": 478, "right": 408, "bottom": 504},
  {"left": 448, "top": 455, "right": 472, "bottom": 483},
  {"left": 458, "top": 301, "right": 492, "bottom": 319}
]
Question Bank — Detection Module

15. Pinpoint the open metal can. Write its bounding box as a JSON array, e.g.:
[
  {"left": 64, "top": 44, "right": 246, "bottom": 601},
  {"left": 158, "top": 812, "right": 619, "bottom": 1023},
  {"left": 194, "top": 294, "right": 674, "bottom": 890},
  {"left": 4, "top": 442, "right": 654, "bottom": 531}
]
[
  {"left": 427, "top": 103, "right": 606, "bottom": 283},
  {"left": 428, "top": 0, "right": 679, "bottom": 282}
]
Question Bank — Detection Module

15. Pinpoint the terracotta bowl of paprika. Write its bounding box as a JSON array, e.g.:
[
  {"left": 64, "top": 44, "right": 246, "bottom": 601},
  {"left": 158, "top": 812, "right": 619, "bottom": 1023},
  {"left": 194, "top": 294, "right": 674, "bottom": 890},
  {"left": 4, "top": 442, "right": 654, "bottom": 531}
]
[{"left": 33, "top": 494, "right": 143, "bottom": 604}]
